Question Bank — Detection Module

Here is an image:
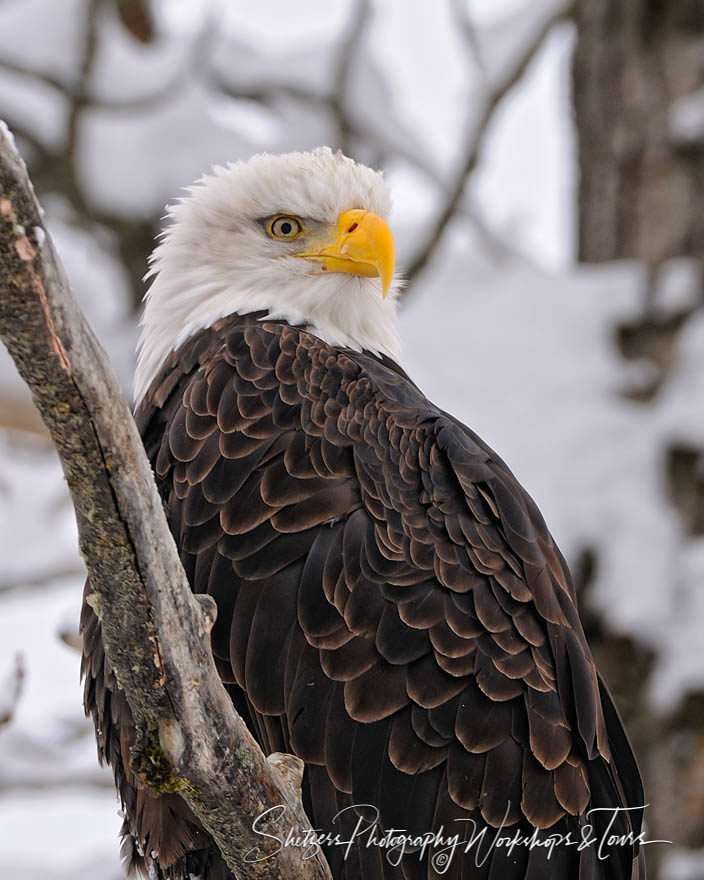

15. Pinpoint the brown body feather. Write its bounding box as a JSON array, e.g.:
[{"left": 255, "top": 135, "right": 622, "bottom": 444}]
[{"left": 82, "top": 313, "right": 645, "bottom": 879}]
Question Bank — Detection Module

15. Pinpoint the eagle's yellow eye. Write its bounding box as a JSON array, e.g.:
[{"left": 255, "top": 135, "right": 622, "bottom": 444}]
[{"left": 268, "top": 215, "right": 304, "bottom": 240}]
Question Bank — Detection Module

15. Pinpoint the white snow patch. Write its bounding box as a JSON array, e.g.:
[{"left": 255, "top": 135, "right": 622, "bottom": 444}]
[
  {"left": 661, "top": 848, "right": 704, "bottom": 880},
  {"left": 0, "top": 789, "right": 122, "bottom": 875},
  {"left": 0, "top": 118, "right": 16, "bottom": 148},
  {"left": 670, "top": 87, "right": 704, "bottom": 146}
]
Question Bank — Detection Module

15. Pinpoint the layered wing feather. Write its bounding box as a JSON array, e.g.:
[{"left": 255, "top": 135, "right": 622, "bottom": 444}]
[{"left": 85, "top": 313, "right": 644, "bottom": 880}]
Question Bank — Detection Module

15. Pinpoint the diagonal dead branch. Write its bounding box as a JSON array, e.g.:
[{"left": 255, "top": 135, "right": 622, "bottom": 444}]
[{"left": 0, "top": 122, "right": 331, "bottom": 880}]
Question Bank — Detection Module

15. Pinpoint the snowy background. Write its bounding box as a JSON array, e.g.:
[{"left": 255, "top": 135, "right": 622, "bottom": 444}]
[{"left": 1, "top": 0, "right": 703, "bottom": 877}]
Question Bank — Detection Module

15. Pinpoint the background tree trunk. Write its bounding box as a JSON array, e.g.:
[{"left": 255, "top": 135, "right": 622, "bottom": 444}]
[
  {"left": 573, "top": 3, "right": 704, "bottom": 877},
  {"left": 573, "top": 0, "right": 704, "bottom": 267}
]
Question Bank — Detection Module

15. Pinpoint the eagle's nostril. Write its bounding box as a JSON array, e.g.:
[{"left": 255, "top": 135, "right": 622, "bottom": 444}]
[{"left": 347, "top": 222, "right": 358, "bottom": 234}]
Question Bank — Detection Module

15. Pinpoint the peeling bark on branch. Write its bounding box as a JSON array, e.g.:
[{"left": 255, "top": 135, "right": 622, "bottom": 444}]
[{"left": 0, "top": 122, "right": 331, "bottom": 880}]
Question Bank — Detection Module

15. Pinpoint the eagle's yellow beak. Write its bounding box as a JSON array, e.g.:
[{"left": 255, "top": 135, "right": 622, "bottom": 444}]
[{"left": 296, "top": 209, "right": 394, "bottom": 297}]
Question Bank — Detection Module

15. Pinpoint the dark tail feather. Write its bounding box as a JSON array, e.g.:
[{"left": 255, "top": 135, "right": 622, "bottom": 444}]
[
  {"left": 126, "top": 842, "right": 236, "bottom": 880},
  {"left": 597, "top": 675, "right": 645, "bottom": 836},
  {"left": 580, "top": 676, "right": 646, "bottom": 880}
]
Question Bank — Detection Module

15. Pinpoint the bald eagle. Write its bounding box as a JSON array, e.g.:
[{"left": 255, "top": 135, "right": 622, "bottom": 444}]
[{"left": 81, "top": 148, "right": 646, "bottom": 880}]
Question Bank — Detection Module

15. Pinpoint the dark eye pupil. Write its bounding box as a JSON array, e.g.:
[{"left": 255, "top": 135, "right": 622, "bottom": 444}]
[{"left": 281, "top": 222, "right": 292, "bottom": 235}]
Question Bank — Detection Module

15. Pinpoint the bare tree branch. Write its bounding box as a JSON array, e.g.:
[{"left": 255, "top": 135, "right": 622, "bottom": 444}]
[
  {"left": 403, "top": 0, "right": 575, "bottom": 295},
  {"left": 449, "top": 0, "right": 487, "bottom": 78},
  {"left": 0, "top": 7, "right": 214, "bottom": 310},
  {"left": 463, "top": 201, "right": 535, "bottom": 267},
  {"left": 0, "top": 27, "right": 211, "bottom": 113},
  {"left": 0, "top": 123, "right": 331, "bottom": 880},
  {"left": 0, "top": 57, "right": 71, "bottom": 96},
  {"left": 84, "top": 19, "right": 216, "bottom": 112},
  {"left": 0, "top": 653, "right": 24, "bottom": 728},
  {"left": 0, "top": 564, "right": 86, "bottom": 595},
  {"left": 328, "top": 0, "right": 370, "bottom": 154},
  {"left": 0, "top": 388, "right": 49, "bottom": 434},
  {"left": 210, "top": 0, "right": 371, "bottom": 157},
  {"left": 65, "top": 0, "right": 100, "bottom": 164}
]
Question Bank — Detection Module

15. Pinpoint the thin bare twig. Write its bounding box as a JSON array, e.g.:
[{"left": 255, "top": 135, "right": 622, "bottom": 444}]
[
  {"left": 0, "top": 57, "right": 71, "bottom": 96},
  {"left": 85, "top": 19, "right": 216, "bottom": 112},
  {"left": 329, "top": 0, "right": 370, "bottom": 154},
  {"left": 65, "top": 0, "right": 100, "bottom": 173},
  {"left": 0, "top": 653, "right": 24, "bottom": 727},
  {"left": 210, "top": 0, "right": 371, "bottom": 157},
  {"left": 0, "top": 564, "right": 86, "bottom": 595},
  {"left": 0, "top": 52, "right": 204, "bottom": 115},
  {"left": 450, "top": 0, "right": 487, "bottom": 77},
  {"left": 464, "top": 202, "right": 534, "bottom": 266}
]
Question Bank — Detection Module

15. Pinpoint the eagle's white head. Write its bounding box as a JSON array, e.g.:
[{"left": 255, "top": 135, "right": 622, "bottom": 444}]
[{"left": 134, "top": 148, "right": 402, "bottom": 401}]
